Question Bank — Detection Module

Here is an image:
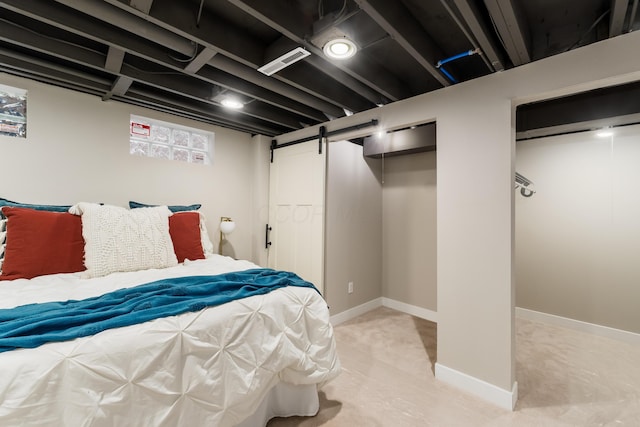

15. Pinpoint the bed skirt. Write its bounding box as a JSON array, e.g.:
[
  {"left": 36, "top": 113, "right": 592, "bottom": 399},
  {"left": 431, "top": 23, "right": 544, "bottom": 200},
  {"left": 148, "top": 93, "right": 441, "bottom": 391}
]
[{"left": 238, "top": 382, "right": 319, "bottom": 426}]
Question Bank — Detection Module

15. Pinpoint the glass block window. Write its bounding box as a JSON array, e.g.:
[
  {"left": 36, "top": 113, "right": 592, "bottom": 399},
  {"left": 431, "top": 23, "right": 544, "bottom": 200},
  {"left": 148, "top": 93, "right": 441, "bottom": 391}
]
[{"left": 129, "top": 115, "right": 213, "bottom": 165}]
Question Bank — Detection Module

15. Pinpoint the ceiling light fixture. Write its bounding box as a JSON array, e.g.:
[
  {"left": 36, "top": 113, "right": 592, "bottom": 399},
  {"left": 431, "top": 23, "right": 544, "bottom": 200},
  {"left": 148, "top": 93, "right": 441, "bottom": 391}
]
[
  {"left": 323, "top": 37, "right": 357, "bottom": 60},
  {"left": 221, "top": 98, "right": 243, "bottom": 109}
]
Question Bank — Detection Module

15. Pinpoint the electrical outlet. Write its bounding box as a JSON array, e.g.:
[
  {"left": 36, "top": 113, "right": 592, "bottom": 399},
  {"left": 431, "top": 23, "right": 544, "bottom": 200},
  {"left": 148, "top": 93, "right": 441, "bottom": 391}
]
[{"left": 348, "top": 281, "right": 354, "bottom": 294}]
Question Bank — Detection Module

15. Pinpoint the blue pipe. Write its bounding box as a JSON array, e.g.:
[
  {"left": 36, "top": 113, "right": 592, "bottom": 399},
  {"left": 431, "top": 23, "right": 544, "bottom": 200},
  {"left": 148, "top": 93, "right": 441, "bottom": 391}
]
[
  {"left": 437, "top": 50, "right": 476, "bottom": 67},
  {"left": 436, "top": 49, "right": 479, "bottom": 84},
  {"left": 438, "top": 66, "right": 458, "bottom": 84}
]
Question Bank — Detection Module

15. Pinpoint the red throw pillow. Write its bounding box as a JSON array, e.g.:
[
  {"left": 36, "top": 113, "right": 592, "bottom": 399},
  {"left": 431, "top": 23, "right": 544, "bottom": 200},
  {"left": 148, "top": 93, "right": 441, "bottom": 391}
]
[
  {"left": 169, "top": 211, "right": 205, "bottom": 263},
  {"left": 0, "top": 207, "right": 86, "bottom": 280}
]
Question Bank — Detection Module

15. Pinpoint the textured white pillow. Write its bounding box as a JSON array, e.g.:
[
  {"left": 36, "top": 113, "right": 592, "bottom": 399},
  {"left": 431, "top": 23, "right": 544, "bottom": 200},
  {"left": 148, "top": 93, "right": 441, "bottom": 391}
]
[
  {"left": 197, "top": 211, "right": 215, "bottom": 254},
  {"left": 70, "top": 203, "right": 178, "bottom": 278}
]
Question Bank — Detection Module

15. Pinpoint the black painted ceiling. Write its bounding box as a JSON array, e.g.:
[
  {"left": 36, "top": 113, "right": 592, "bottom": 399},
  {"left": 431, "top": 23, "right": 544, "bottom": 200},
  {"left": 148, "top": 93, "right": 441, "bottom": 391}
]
[{"left": 0, "top": 0, "right": 637, "bottom": 136}]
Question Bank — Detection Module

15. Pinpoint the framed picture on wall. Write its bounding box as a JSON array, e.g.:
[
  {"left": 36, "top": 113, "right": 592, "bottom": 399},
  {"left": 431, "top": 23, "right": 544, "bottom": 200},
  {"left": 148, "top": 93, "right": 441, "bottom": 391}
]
[{"left": 0, "top": 84, "right": 27, "bottom": 138}]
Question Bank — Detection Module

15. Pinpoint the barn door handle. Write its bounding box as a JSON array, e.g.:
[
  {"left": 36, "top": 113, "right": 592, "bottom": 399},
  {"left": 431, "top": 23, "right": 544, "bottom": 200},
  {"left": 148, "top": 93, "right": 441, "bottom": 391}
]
[{"left": 265, "top": 224, "right": 272, "bottom": 249}]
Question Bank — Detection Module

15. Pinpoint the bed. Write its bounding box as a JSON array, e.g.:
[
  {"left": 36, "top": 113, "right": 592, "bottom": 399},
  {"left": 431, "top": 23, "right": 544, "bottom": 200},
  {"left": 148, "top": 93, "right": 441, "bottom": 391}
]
[{"left": 0, "top": 200, "right": 340, "bottom": 426}]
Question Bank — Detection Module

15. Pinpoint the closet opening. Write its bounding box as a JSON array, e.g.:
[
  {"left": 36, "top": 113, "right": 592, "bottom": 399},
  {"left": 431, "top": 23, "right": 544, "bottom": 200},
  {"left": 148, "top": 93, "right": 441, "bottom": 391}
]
[{"left": 514, "top": 80, "right": 640, "bottom": 412}]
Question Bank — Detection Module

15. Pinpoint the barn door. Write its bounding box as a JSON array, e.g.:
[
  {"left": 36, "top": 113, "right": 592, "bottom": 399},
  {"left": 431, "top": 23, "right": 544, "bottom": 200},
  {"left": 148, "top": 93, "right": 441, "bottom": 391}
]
[{"left": 268, "top": 140, "right": 326, "bottom": 294}]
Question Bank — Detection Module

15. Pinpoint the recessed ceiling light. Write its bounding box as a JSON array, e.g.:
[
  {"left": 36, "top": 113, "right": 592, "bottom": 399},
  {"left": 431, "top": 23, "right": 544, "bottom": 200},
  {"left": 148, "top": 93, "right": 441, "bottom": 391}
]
[
  {"left": 323, "top": 37, "right": 357, "bottom": 60},
  {"left": 221, "top": 98, "right": 243, "bottom": 109}
]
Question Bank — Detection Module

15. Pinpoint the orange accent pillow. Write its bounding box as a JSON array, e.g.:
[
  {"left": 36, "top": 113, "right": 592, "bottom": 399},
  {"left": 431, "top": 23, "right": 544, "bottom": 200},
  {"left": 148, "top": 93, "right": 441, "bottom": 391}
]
[
  {"left": 0, "top": 207, "right": 86, "bottom": 280},
  {"left": 169, "top": 211, "right": 205, "bottom": 263}
]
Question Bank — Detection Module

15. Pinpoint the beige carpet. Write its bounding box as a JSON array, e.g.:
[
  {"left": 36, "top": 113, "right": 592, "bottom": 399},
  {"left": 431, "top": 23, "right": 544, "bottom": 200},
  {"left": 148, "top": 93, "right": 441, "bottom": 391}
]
[{"left": 268, "top": 307, "right": 640, "bottom": 426}]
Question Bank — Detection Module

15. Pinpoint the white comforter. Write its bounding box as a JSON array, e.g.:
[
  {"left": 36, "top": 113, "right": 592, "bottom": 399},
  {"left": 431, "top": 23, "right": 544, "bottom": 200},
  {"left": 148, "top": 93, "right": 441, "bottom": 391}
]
[{"left": 0, "top": 256, "right": 340, "bottom": 426}]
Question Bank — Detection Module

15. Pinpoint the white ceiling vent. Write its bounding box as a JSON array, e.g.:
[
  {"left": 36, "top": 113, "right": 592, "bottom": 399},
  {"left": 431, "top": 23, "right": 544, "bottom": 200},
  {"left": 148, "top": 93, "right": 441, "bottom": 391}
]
[{"left": 258, "top": 47, "right": 310, "bottom": 76}]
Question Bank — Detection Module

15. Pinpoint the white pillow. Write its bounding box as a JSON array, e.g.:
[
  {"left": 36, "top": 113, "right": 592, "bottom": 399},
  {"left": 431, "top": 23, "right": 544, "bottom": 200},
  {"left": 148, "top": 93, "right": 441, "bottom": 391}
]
[
  {"left": 197, "top": 211, "right": 215, "bottom": 254},
  {"left": 70, "top": 203, "right": 178, "bottom": 278}
]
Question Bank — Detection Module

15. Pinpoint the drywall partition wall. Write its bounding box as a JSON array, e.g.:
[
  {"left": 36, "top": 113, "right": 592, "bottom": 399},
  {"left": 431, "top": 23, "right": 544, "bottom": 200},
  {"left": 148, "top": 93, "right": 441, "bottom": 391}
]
[
  {"left": 261, "top": 30, "right": 640, "bottom": 409},
  {"left": 435, "top": 86, "right": 516, "bottom": 407},
  {"left": 0, "top": 73, "right": 256, "bottom": 260},
  {"left": 382, "top": 151, "right": 437, "bottom": 312},
  {"left": 516, "top": 124, "right": 640, "bottom": 334},
  {"left": 325, "top": 140, "right": 383, "bottom": 315}
]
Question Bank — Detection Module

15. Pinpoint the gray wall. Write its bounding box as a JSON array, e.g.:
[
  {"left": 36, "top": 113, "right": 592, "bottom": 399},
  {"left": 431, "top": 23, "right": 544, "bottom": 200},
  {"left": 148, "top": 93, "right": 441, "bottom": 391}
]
[
  {"left": 0, "top": 73, "right": 257, "bottom": 261},
  {"left": 516, "top": 124, "right": 640, "bottom": 333},
  {"left": 274, "top": 30, "right": 640, "bottom": 399},
  {"left": 382, "top": 152, "right": 437, "bottom": 311},
  {"left": 324, "top": 140, "right": 383, "bottom": 315}
]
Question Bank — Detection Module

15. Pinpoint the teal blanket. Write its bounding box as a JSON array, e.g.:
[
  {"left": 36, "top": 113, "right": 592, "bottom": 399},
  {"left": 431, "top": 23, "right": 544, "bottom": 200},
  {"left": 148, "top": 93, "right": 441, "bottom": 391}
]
[{"left": 0, "top": 268, "right": 317, "bottom": 353}]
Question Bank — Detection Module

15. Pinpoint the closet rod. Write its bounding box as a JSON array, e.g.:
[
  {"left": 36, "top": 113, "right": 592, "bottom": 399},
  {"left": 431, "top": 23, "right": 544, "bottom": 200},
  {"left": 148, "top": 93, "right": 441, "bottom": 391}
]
[
  {"left": 515, "top": 172, "right": 533, "bottom": 186},
  {"left": 515, "top": 172, "right": 535, "bottom": 197}
]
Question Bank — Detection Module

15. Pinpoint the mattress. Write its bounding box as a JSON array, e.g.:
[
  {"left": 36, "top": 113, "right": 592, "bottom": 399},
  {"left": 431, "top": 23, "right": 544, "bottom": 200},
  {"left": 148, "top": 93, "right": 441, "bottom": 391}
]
[{"left": 0, "top": 255, "right": 340, "bottom": 426}]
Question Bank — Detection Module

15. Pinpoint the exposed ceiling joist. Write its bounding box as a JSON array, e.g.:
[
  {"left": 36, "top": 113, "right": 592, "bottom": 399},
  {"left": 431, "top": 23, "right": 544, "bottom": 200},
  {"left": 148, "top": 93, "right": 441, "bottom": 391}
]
[
  {"left": 483, "top": 0, "right": 531, "bottom": 66},
  {"left": 0, "top": 11, "right": 301, "bottom": 133},
  {"left": 257, "top": 36, "right": 377, "bottom": 112},
  {"left": 123, "top": 88, "right": 285, "bottom": 136},
  {"left": 183, "top": 47, "right": 217, "bottom": 74},
  {"left": 103, "top": 0, "right": 364, "bottom": 114},
  {"left": 105, "top": 46, "right": 125, "bottom": 73},
  {"left": 121, "top": 61, "right": 302, "bottom": 130},
  {"left": 451, "top": 0, "right": 505, "bottom": 71},
  {"left": 436, "top": 0, "right": 494, "bottom": 72},
  {"left": 609, "top": 0, "right": 628, "bottom": 37},
  {"left": 8, "top": 0, "right": 333, "bottom": 122},
  {"left": 0, "top": 47, "right": 112, "bottom": 93},
  {"left": 53, "top": 0, "right": 349, "bottom": 118},
  {"left": 103, "top": 75, "right": 133, "bottom": 100},
  {"left": 0, "top": 0, "right": 626, "bottom": 138},
  {"left": 354, "top": 0, "right": 450, "bottom": 87},
  {"left": 206, "top": 55, "right": 344, "bottom": 117},
  {"left": 0, "top": 16, "right": 105, "bottom": 70},
  {"left": 110, "top": 76, "right": 133, "bottom": 96},
  {"left": 630, "top": 0, "right": 640, "bottom": 32},
  {"left": 107, "top": 0, "right": 263, "bottom": 67},
  {"left": 55, "top": 0, "right": 193, "bottom": 54},
  {"left": 225, "top": 0, "right": 411, "bottom": 103},
  {"left": 191, "top": 65, "right": 329, "bottom": 122},
  {"left": 291, "top": 56, "right": 384, "bottom": 109},
  {"left": 129, "top": 0, "right": 153, "bottom": 15}
]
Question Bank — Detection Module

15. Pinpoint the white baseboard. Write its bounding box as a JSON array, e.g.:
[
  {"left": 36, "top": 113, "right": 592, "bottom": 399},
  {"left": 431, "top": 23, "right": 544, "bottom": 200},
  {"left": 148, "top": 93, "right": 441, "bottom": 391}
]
[
  {"left": 435, "top": 363, "right": 518, "bottom": 411},
  {"left": 330, "top": 297, "right": 437, "bottom": 326},
  {"left": 516, "top": 307, "right": 640, "bottom": 345},
  {"left": 332, "top": 298, "right": 517, "bottom": 410},
  {"left": 330, "top": 298, "right": 383, "bottom": 326},
  {"left": 381, "top": 297, "right": 438, "bottom": 323}
]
